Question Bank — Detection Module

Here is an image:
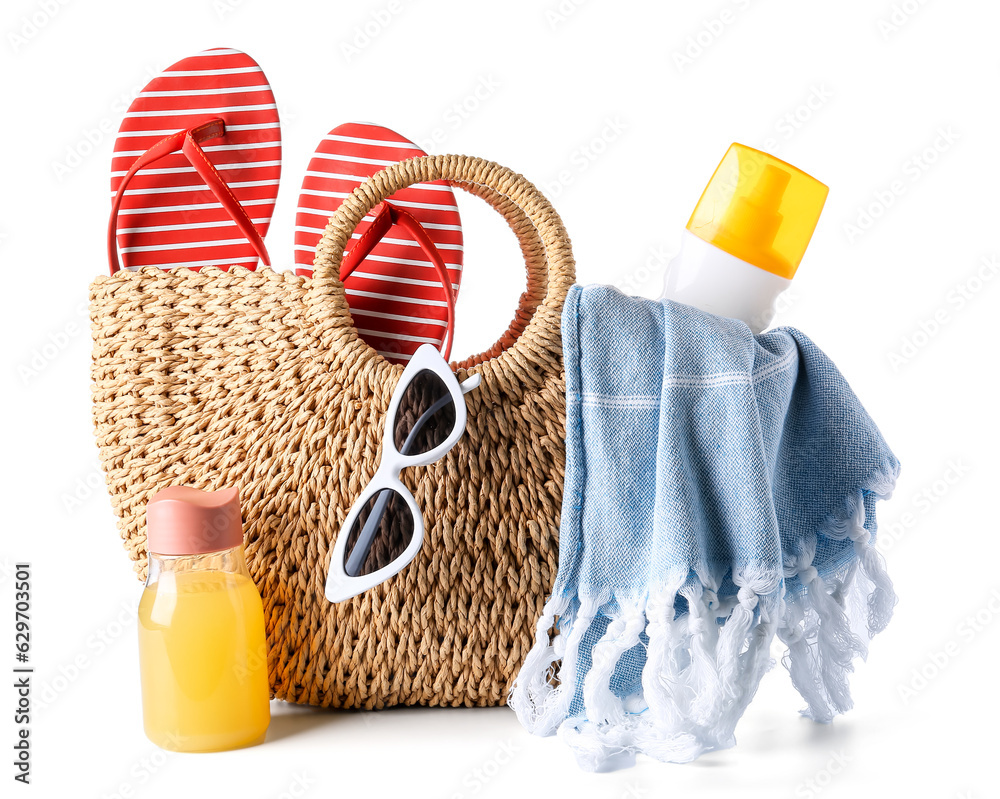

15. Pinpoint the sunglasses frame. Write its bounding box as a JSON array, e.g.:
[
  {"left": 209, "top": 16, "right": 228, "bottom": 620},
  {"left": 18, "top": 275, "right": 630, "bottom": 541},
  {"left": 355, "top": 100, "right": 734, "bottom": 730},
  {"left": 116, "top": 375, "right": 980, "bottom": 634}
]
[{"left": 325, "top": 343, "right": 480, "bottom": 603}]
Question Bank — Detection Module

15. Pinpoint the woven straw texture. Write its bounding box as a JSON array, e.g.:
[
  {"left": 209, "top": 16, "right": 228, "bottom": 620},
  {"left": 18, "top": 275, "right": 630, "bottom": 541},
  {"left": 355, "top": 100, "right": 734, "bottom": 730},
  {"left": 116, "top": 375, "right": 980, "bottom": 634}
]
[{"left": 90, "top": 155, "right": 575, "bottom": 708}]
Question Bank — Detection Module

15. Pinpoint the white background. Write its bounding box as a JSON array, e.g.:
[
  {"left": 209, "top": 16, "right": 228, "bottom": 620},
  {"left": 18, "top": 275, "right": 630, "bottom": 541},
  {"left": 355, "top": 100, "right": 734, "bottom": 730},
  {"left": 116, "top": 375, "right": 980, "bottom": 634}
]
[{"left": 2, "top": 0, "right": 998, "bottom": 796}]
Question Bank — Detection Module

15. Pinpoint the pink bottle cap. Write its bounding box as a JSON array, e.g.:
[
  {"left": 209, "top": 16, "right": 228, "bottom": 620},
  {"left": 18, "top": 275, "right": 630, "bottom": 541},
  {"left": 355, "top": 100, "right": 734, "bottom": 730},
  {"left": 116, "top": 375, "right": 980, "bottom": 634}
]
[{"left": 145, "top": 486, "right": 243, "bottom": 556}]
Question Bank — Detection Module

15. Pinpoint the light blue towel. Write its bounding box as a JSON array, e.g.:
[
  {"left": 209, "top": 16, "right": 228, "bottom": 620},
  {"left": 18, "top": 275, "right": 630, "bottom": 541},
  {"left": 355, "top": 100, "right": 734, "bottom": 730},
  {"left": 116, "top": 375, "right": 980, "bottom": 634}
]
[{"left": 509, "top": 285, "right": 900, "bottom": 771}]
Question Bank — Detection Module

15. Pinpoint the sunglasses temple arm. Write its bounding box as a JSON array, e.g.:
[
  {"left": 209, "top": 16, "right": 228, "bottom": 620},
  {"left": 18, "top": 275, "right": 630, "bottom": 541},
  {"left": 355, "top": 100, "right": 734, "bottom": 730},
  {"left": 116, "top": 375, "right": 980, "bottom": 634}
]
[
  {"left": 460, "top": 374, "right": 481, "bottom": 394},
  {"left": 345, "top": 489, "right": 393, "bottom": 577},
  {"left": 399, "top": 393, "right": 456, "bottom": 455}
]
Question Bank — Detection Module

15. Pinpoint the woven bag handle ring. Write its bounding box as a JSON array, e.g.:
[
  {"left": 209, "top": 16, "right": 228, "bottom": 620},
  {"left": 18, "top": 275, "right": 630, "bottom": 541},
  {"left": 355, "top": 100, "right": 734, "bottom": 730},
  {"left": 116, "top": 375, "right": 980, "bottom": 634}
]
[{"left": 308, "top": 155, "right": 576, "bottom": 377}]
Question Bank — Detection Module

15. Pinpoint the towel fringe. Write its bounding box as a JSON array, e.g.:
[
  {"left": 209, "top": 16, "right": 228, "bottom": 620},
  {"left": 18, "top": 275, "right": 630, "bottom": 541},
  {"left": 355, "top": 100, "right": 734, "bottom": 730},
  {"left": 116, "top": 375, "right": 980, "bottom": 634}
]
[
  {"left": 582, "top": 602, "right": 645, "bottom": 728},
  {"left": 510, "top": 573, "right": 779, "bottom": 768},
  {"left": 510, "top": 460, "right": 899, "bottom": 769},
  {"left": 511, "top": 523, "right": 895, "bottom": 766},
  {"left": 680, "top": 582, "right": 726, "bottom": 728},
  {"left": 509, "top": 592, "right": 604, "bottom": 735},
  {"left": 779, "top": 471, "right": 898, "bottom": 723}
]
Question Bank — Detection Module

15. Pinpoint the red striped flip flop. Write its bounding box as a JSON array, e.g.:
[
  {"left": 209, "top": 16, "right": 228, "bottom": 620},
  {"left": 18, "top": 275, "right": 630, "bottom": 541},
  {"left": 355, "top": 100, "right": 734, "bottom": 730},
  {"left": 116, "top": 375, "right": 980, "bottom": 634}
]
[
  {"left": 108, "top": 48, "right": 281, "bottom": 274},
  {"left": 295, "top": 123, "right": 463, "bottom": 364}
]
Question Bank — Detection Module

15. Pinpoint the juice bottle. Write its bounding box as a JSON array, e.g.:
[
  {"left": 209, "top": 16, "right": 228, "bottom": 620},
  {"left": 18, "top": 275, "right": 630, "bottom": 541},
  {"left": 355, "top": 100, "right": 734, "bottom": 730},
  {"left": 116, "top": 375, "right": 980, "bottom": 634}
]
[
  {"left": 138, "top": 486, "right": 270, "bottom": 752},
  {"left": 660, "top": 143, "right": 829, "bottom": 333}
]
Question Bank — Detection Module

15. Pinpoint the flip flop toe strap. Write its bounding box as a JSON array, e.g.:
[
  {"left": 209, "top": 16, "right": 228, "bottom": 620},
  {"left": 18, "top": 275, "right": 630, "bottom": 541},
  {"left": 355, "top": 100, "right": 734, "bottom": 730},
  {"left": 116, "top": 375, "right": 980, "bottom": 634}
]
[
  {"left": 340, "top": 201, "right": 458, "bottom": 360},
  {"left": 107, "top": 118, "right": 271, "bottom": 275}
]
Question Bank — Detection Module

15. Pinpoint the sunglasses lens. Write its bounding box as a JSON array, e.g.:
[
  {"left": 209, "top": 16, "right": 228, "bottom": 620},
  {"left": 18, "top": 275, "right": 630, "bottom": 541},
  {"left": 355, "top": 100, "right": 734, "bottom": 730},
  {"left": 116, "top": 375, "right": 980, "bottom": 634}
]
[
  {"left": 393, "top": 369, "right": 456, "bottom": 456},
  {"left": 343, "top": 489, "right": 414, "bottom": 577}
]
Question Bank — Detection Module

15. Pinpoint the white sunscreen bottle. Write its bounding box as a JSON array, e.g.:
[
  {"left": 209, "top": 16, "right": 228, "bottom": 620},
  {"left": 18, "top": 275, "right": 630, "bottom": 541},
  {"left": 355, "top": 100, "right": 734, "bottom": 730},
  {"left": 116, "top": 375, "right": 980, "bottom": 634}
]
[{"left": 661, "top": 143, "right": 828, "bottom": 333}]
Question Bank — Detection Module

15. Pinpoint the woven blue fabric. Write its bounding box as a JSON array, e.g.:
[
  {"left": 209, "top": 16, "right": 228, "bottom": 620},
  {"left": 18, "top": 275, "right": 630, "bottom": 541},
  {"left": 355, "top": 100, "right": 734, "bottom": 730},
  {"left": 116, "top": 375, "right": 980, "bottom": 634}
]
[{"left": 510, "top": 285, "right": 900, "bottom": 771}]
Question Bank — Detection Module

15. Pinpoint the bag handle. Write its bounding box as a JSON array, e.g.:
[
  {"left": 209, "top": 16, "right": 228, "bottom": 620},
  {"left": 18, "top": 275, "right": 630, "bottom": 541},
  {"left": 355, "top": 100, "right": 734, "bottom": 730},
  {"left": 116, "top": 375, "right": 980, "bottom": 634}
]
[{"left": 308, "top": 155, "right": 576, "bottom": 386}]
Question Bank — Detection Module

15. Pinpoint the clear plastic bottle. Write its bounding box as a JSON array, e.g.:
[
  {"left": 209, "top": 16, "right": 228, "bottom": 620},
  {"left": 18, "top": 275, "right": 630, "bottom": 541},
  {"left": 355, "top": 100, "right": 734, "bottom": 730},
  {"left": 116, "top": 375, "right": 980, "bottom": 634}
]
[
  {"left": 661, "top": 143, "right": 829, "bottom": 333},
  {"left": 138, "top": 486, "right": 270, "bottom": 752}
]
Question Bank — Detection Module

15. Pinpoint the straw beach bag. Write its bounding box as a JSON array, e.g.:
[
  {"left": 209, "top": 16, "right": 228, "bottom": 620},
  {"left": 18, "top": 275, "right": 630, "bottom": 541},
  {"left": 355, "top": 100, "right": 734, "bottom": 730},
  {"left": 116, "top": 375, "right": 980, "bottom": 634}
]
[{"left": 90, "top": 155, "right": 575, "bottom": 708}]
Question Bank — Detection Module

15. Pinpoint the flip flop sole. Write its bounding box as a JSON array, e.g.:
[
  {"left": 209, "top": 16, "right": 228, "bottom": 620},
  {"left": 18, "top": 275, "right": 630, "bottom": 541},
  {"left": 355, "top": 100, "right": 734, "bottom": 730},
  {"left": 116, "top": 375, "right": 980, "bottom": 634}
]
[
  {"left": 111, "top": 48, "right": 281, "bottom": 271},
  {"left": 295, "top": 123, "right": 463, "bottom": 362}
]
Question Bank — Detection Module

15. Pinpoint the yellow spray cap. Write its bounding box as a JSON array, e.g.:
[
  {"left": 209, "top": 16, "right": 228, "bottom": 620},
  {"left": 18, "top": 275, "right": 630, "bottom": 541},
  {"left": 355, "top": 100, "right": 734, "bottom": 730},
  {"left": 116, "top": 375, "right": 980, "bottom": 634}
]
[{"left": 685, "top": 143, "right": 829, "bottom": 279}]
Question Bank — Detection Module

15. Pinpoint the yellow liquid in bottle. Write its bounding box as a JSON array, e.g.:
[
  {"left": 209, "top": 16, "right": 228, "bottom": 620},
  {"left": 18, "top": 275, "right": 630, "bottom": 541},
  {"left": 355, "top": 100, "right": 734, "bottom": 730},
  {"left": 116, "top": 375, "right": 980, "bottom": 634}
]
[{"left": 138, "top": 570, "right": 270, "bottom": 752}]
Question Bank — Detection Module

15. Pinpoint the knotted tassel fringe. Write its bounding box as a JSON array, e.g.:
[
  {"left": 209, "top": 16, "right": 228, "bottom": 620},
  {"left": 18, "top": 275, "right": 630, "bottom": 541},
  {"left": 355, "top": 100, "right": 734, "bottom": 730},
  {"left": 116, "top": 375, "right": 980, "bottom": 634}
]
[
  {"left": 509, "top": 464, "right": 898, "bottom": 770},
  {"left": 779, "top": 467, "right": 898, "bottom": 723}
]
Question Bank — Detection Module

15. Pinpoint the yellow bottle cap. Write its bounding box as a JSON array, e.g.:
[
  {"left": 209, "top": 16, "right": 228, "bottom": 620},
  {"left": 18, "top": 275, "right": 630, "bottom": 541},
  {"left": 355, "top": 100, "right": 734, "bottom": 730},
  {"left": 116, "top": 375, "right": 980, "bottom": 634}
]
[{"left": 685, "top": 143, "right": 829, "bottom": 280}]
